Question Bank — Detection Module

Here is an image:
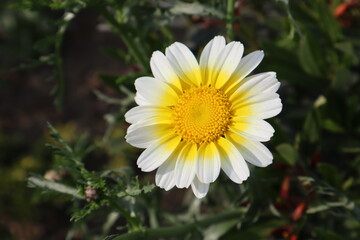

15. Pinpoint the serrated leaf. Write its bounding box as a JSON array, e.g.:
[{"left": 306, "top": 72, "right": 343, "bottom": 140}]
[
  {"left": 142, "top": 184, "right": 155, "bottom": 193},
  {"left": 47, "top": 122, "right": 73, "bottom": 152},
  {"left": 125, "top": 185, "right": 142, "bottom": 196},
  {"left": 28, "top": 175, "right": 83, "bottom": 199}
]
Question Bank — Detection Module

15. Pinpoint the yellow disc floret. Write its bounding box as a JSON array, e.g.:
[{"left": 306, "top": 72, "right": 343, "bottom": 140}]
[{"left": 173, "top": 86, "right": 232, "bottom": 145}]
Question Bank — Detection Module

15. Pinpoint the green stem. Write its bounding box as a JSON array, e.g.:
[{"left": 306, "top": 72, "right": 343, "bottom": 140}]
[
  {"left": 226, "top": 0, "right": 235, "bottom": 42},
  {"left": 99, "top": 7, "right": 149, "bottom": 71},
  {"left": 110, "top": 199, "right": 141, "bottom": 231},
  {"left": 112, "top": 209, "right": 244, "bottom": 240},
  {"left": 53, "top": 12, "right": 74, "bottom": 109}
]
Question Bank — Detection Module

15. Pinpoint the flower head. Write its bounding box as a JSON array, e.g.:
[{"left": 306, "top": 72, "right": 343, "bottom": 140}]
[{"left": 125, "top": 36, "right": 282, "bottom": 198}]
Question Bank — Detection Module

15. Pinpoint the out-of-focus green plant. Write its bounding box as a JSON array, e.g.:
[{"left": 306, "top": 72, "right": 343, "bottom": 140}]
[
  {"left": 1, "top": 0, "right": 359, "bottom": 239},
  {"left": 29, "top": 123, "right": 155, "bottom": 238}
]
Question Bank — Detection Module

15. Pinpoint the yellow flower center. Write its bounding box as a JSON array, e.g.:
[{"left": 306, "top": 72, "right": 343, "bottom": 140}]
[{"left": 173, "top": 86, "right": 232, "bottom": 145}]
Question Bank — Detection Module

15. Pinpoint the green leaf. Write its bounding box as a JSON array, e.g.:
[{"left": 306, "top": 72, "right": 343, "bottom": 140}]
[
  {"left": 322, "top": 119, "right": 345, "bottom": 133},
  {"left": 125, "top": 185, "right": 142, "bottom": 196},
  {"left": 47, "top": 122, "right": 73, "bottom": 153},
  {"left": 332, "top": 67, "right": 353, "bottom": 91},
  {"left": 142, "top": 184, "right": 155, "bottom": 193},
  {"left": 334, "top": 41, "right": 359, "bottom": 66},
  {"left": 100, "top": 46, "right": 128, "bottom": 62},
  {"left": 313, "top": 228, "right": 345, "bottom": 240},
  {"left": 276, "top": 143, "right": 299, "bottom": 166},
  {"left": 298, "top": 35, "right": 323, "bottom": 77},
  {"left": 261, "top": 42, "right": 323, "bottom": 88},
  {"left": 71, "top": 200, "right": 107, "bottom": 222},
  {"left": 99, "top": 73, "right": 140, "bottom": 92},
  {"left": 115, "top": 73, "right": 143, "bottom": 85},
  {"left": 315, "top": 0, "right": 342, "bottom": 42},
  {"left": 303, "top": 110, "right": 320, "bottom": 143},
  {"left": 222, "top": 219, "right": 286, "bottom": 239},
  {"left": 317, "top": 163, "right": 343, "bottom": 188},
  {"left": 307, "top": 197, "right": 354, "bottom": 214}
]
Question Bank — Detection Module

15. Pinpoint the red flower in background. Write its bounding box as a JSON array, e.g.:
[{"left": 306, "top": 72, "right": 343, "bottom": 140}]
[
  {"left": 334, "top": 0, "right": 360, "bottom": 27},
  {"left": 291, "top": 201, "right": 307, "bottom": 221},
  {"left": 280, "top": 175, "right": 291, "bottom": 201},
  {"left": 271, "top": 225, "right": 298, "bottom": 240}
]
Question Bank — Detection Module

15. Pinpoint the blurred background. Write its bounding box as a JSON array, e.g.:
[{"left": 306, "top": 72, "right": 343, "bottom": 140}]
[{"left": 0, "top": 0, "right": 360, "bottom": 239}]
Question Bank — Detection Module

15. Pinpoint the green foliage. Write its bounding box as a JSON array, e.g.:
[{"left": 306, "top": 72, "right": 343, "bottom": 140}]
[
  {"left": 276, "top": 143, "right": 299, "bottom": 166},
  {"left": 32, "top": 123, "right": 154, "bottom": 225}
]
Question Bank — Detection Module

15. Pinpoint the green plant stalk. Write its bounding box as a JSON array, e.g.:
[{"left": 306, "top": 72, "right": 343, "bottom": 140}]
[
  {"left": 53, "top": 12, "right": 73, "bottom": 109},
  {"left": 112, "top": 209, "right": 244, "bottom": 240},
  {"left": 110, "top": 199, "right": 142, "bottom": 231},
  {"left": 99, "top": 7, "right": 149, "bottom": 71},
  {"left": 226, "top": 0, "right": 235, "bottom": 42}
]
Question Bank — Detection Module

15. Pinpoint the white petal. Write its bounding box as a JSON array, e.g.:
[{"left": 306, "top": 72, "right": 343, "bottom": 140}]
[
  {"left": 197, "top": 142, "right": 221, "bottom": 184},
  {"left": 225, "top": 50, "right": 265, "bottom": 94},
  {"left": 125, "top": 123, "right": 172, "bottom": 148},
  {"left": 230, "top": 117, "right": 275, "bottom": 142},
  {"left": 125, "top": 105, "right": 172, "bottom": 124},
  {"left": 230, "top": 72, "right": 279, "bottom": 99},
  {"left": 225, "top": 132, "right": 273, "bottom": 167},
  {"left": 232, "top": 92, "right": 283, "bottom": 119},
  {"left": 155, "top": 143, "right": 184, "bottom": 191},
  {"left": 175, "top": 143, "right": 197, "bottom": 188},
  {"left": 134, "top": 93, "right": 149, "bottom": 106},
  {"left": 135, "top": 77, "right": 178, "bottom": 106},
  {"left": 150, "top": 51, "right": 182, "bottom": 92},
  {"left": 248, "top": 98, "right": 282, "bottom": 119},
  {"left": 191, "top": 176, "right": 209, "bottom": 199},
  {"left": 199, "top": 36, "right": 226, "bottom": 86},
  {"left": 231, "top": 50, "right": 264, "bottom": 80},
  {"left": 238, "top": 92, "right": 278, "bottom": 111},
  {"left": 165, "top": 42, "right": 202, "bottom": 86},
  {"left": 216, "top": 137, "right": 249, "bottom": 183},
  {"left": 155, "top": 160, "right": 176, "bottom": 191},
  {"left": 213, "top": 41, "right": 244, "bottom": 89},
  {"left": 137, "top": 134, "right": 181, "bottom": 172},
  {"left": 126, "top": 115, "right": 173, "bottom": 134}
]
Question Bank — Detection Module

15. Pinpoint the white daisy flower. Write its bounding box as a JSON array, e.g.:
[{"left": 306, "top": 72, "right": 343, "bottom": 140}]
[{"left": 125, "top": 36, "right": 282, "bottom": 198}]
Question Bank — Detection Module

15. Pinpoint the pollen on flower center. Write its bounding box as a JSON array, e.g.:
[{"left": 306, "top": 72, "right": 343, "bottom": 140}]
[{"left": 173, "top": 86, "right": 232, "bottom": 144}]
